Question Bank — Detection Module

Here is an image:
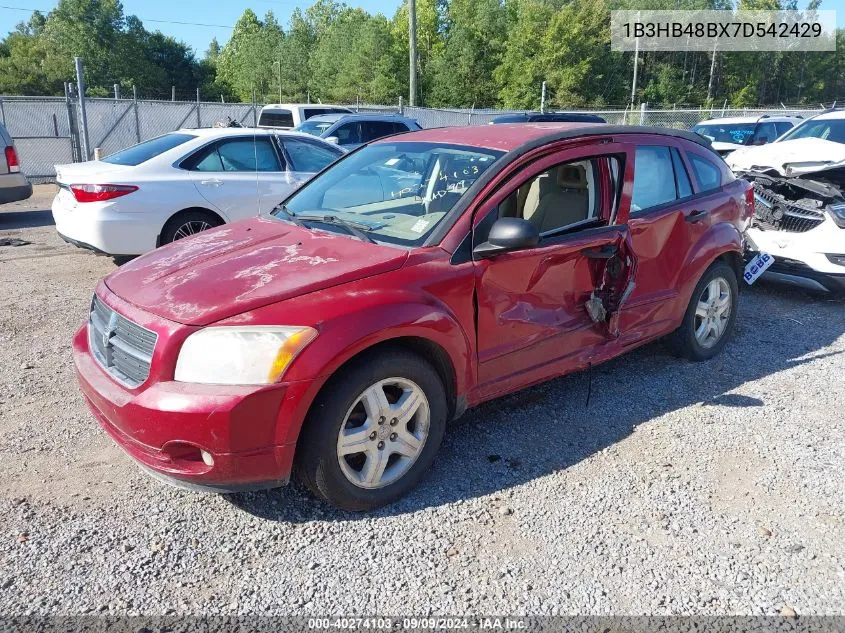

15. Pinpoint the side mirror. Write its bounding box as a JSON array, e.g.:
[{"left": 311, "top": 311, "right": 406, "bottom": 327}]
[
  {"left": 473, "top": 217, "right": 540, "bottom": 259},
  {"left": 325, "top": 136, "right": 340, "bottom": 145}
]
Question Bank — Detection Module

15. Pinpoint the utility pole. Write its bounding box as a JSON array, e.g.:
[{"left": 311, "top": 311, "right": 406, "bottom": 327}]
[
  {"left": 408, "top": 0, "right": 417, "bottom": 106},
  {"left": 540, "top": 81, "right": 547, "bottom": 113},
  {"left": 74, "top": 57, "right": 90, "bottom": 161}
]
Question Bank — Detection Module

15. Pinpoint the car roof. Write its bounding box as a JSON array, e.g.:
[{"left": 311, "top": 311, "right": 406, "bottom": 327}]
[
  {"left": 811, "top": 109, "right": 845, "bottom": 120},
  {"left": 260, "top": 103, "right": 351, "bottom": 111},
  {"left": 696, "top": 116, "right": 801, "bottom": 124},
  {"left": 378, "top": 123, "right": 711, "bottom": 153},
  {"left": 306, "top": 113, "right": 412, "bottom": 124},
  {"left": 177, "top": 127, "right": 324, "bottom": 142}
]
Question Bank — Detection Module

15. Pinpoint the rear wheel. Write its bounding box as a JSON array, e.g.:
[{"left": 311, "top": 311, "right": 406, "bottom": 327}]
[
  {"left": 296, "top": 349, "right": 447, "bottom": 511},
  {"left": 670, "top": 260, "right": 739, "bottom": 361},
  {"left": 160, "top": 210, "right": 222, "bottom": 246}
]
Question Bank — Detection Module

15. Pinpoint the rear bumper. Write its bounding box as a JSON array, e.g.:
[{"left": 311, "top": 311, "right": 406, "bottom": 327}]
[
  {"left": 51, "top": 191, "right": 159, "bottom": 256},
  {"left": 72, "top": 324, "right": 310, "bottom": 491},
  {"left": 0, "top": 179, "right": 32, "bottom": 204}
]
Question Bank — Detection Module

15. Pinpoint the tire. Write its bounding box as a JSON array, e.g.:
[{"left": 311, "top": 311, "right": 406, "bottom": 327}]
[
  {"left": 670, "top": 260, "right": 739, "bottom": 361},
  {"left": 296, "top": 349, "right": 448, "bottom": 511},
  {"left": 160, "top": 210, "right": 222, "bottom": 246}
]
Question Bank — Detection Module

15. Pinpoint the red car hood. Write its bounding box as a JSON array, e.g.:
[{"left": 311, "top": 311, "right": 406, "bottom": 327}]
[{"left": 105, "top": 217, "right": 408, "bottom": 325}]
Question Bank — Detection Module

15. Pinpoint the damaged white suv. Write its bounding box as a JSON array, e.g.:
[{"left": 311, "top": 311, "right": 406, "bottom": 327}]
[{"left": 726, "top": 110, "right": 845, "bottom": 293}]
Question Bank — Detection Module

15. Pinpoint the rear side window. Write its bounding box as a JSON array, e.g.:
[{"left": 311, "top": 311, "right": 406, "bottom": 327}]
[
  {"left": 361, "top": 121, "right": 399, "bottom": 142},
  {"left": 102, "top": 133, "right": 196, "bottom": 166},
  {"left": 689, "top": 154, "right": 722, "bottom": 192},
  {"left": 631, "top": 146, "right": 677, "bottom": 213},
  {"left": 671, "top": 148, "right": 693, "bottom": 198},
  {"left": 259, "top": 110, "right": 294, "bottom": 127},
  {"left": 283, "top": 138, "right": 342, "bottom": 172},
  {"left": 185, "top": 138, "right": 282, "bottom": 172},
  {"left": 303, "top": 107, "right": 350, "bottom": 119}
]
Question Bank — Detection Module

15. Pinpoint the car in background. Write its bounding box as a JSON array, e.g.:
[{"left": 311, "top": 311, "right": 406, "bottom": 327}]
[
  {"left": 489, "top": 112, "right": 607, "bottom": 124},
  {"left": 258, "top": 103, "right": 352, "bottom": 129},
  {"left": 52, "top": 128, "right": 344, "bottom": 257},
  {"left": 0, "top": 123, "right": 32, "bottom": 204},
  {"left": 73, "top": 123, "right": 751, "bottom": 511},
  {"left": 295, "top": 113, "right": 421, "bottom": 149},
  {"left": 725, "top": 109, "right": 845, "bottom": 293},
  {"left": 691, "top": 115, "right": 801, "bottom": 157}
]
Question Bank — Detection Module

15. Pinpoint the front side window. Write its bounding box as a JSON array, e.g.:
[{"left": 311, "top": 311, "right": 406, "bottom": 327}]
[
  {"left": 102, "top": 133, "right": 196, "bottom": 166},
  {"left": 750, "top": 122, "right": 778, "bottom": 145},
  {"left": 778, "top": 118, "right": 845, "bottom": 144},
  {"left": 689, "top": 154, "right": 722, "bottom": 192},
  {"left": 295, "top": 120, "right": 334, "bottom": 136},
  {"left": 498, "top": 158, "right": 613, "bottom": 235},
  {"left": 775, "top": 122, "right": 795, "bottom": 137},
  {"left": 186, "top": 138, "right": 281, "bottom": 172},
  {"left": 631, "top": 146, "right": 677, "bottom": 213},
  {"left": 273, "top": 141, "right": 503, "bottom": 246},
  {"left": 282, "top": 138, "right": 342, "bottom": 173},
  {"left": 334, "top": 123, "right": 362, "bottom": 145}
]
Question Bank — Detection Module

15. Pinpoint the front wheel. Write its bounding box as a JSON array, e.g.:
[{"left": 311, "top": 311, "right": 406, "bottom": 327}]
[
  {"left": 670, "top": 260, "right": 739, "bottom": 361},
  {"left": 296, "top": 349, "right": 447, "bottom": 511}
]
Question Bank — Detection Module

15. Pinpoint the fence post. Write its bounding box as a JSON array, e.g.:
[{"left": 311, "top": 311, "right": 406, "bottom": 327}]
[
  {"left": 398, "top": 96, "right": 404, "bottom": 116},
  {"left": 0, "top": 97, "right": 5, "bottom": 126},
  {"left": 74, "top": 56, "right": 91, "bottom": 161},
  {"left": 114, "top": 84, "right": 120, "bottom": 100},
  {"left": 639, "top": 102, "right": 646, "bottom": 125},
  {"left": 133, "top": 85, "right": 141, "bottom": 143},
  {"left": 172, "top": 86, "right": 176, "bottom": 102},
  {"left": 252, "top": 89, "right": 258, "bottom": 127},
  {"left": 196, "top": 88, "right": 201, "bottom": 127}
]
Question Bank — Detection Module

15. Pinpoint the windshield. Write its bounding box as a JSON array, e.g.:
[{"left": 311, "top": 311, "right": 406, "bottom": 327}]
[
  {"left": 777, "top": 118, "right": 845, "bottom": 144},
  {"left": 273, "top": 141, "right": 504, "bottom": 246},
  {"left": 692, "top": 123, "right": 756, "bottom": 145},
  {"left": 101, "top": 133, "right": 196, "bottom": 166},
  {"left": 296, "top": 120, "right": 335, "bottom": 136}
]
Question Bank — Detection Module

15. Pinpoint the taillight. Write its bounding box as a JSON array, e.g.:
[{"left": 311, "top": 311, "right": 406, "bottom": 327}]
[
  {"left": 743, "top": 185, "right": 755, "bottom": 220},
  {"left": 4, "top": 146, "right": 20, "bottom": 173},
  {"left": 70, "top": 184, "right": 138, "bottom": 203}
]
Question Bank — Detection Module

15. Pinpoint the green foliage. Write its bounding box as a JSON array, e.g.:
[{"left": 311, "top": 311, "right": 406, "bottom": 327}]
[{"left": 1, "top": 0, "right": 844, "bottom": 107}]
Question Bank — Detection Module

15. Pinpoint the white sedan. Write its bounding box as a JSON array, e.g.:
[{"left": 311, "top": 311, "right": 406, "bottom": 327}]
[{"left": 52, "top": 128, "right": 345, "bottom": 256}]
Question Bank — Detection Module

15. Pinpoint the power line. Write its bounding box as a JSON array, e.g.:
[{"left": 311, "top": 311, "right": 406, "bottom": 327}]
[{"left": 0, "top": 4, "right": 234, "bottom": 28}]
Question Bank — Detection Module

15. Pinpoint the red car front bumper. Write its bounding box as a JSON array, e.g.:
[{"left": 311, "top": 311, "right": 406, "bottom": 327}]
[{"left": 72, "top": 325, "right": 313, "bottom": 492}]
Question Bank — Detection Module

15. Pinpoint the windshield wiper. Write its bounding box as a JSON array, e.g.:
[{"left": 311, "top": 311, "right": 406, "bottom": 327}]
[
  {"left": 292, "top": 212, "right": 377, "bottom": 244},
  {"left": 271, "top": 204, "right": 306, "bottom": 228}
]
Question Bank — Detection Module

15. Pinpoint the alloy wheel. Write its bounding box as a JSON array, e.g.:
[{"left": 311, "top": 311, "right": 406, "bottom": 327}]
[
  {"left": 694, "top": 277, "right": 732, "bottom": 348},
  {"left": 336, "top": 377, "right": 431, "bottom": 489},
  {"left": 173, "top": 220, "right": 211, "bottom": 240}
]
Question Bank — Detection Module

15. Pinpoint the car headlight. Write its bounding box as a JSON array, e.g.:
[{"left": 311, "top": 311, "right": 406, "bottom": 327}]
[
  {"left": 174, "top": 326, "right": 318, "bottom": 385},
  {"left": 828, "top": 203, "right": 845, "bottom": 229}
]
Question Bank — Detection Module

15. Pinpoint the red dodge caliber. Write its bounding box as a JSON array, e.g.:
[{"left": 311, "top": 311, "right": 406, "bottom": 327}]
[{"left": 73, "top": 124, "right": 753, "bottom": 510}]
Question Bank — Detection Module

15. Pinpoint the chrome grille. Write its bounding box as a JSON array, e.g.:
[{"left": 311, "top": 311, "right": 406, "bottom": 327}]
[
  {"left": 88, "top": 295, "right": 157, "bottom": 387},
  {"left": 753, "top": 184, "right": 825, "bottom": 233}
]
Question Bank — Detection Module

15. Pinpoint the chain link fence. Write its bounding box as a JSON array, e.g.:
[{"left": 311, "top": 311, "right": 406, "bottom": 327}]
[{"left": 0, "top": 94, "right": 824, "bottom": 182}]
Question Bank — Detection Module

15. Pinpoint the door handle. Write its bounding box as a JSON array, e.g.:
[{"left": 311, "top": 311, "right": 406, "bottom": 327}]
[
  {"left": 582, "top": 244, "right": 619, "bottom": 259},
  {"left": 200, "top": 178, "right": 223, "bottom": 186},
  {"left": 685, "top": 209, "right": 709, "bottom": 223}
]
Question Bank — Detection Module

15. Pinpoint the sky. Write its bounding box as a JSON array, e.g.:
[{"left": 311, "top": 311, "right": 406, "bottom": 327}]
[
  {"left": 0, "top": 0, "right": 405, "bottom": 56},
  {"left": 1, "top": 0, "right": 844, "bottom": 57}
]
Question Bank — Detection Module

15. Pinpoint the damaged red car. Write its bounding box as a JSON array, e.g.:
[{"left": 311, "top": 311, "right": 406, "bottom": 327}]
[{"left": 73, "top": 124, "right": 753, "bottom": 510}]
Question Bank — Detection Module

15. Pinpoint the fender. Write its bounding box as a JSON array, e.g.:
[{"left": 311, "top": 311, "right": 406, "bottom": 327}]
[
  {"left": 677, "top": 220, "right": 744, "bottom": 312},
  {"left": 219, "top": 284, "right": 476, "bottom": 447}
]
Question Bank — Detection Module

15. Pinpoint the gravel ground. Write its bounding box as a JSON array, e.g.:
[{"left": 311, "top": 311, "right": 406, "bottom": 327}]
[{"left": 1, "top": 186, "right": 844, "bottom": 617}]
